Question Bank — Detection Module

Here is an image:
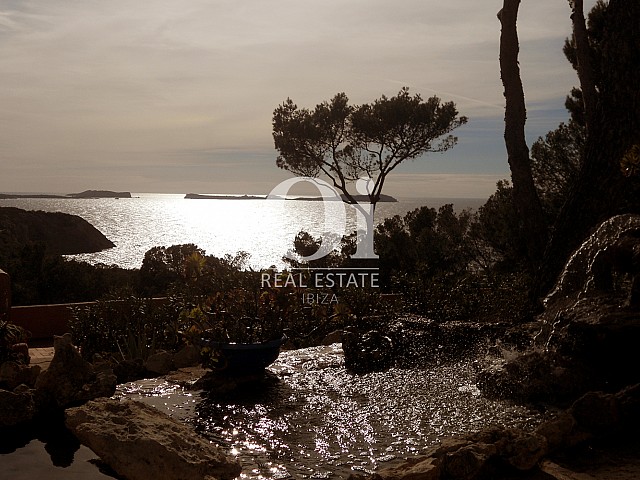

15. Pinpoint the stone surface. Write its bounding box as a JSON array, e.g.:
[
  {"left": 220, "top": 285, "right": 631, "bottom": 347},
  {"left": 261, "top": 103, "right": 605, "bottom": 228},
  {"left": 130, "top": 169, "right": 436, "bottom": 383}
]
[
  {"left": 173, "top": 344, "right": 201, "bottom": 369},
  {"left": 0, "top": 385, "right": 36, "bottom": 427},
  {"left": 65, "top": 398, "right": 242, "bottom": 480},
  {"left": 34, "top": 333, "right": 116, "bottom": 409},
  {"left": 0, "top": 360, "right": 41, "bottom": 390},
  {"left": 143, "top": 350, "right": 174, "bottom": 375}
]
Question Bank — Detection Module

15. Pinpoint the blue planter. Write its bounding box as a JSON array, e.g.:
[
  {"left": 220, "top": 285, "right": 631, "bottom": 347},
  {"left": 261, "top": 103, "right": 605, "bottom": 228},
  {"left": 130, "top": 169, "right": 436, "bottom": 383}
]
[{"left": 197, "top": 335, "right": 287, "bottom": 375}]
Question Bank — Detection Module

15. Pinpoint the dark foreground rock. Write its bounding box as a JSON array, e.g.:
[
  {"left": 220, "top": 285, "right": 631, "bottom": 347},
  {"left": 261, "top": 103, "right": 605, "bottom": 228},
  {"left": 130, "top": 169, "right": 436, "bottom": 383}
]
[
  {"left": 0, "top": 206, "right": 114, "bottom": 255},
  {"left": 0, "top": 334, "right": 117, "bottom": 427},
  {"left": 34, "top": 333, "right": 117, "bottom": 410},
  {"left": 65, "top": 398, "right": 242, "bottom": 480}
]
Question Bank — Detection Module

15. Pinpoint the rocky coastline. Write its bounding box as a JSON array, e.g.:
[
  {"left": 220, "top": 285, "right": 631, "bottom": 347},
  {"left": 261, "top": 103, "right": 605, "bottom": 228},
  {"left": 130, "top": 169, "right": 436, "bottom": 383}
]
[{"left": 0, "top": 206, "right": 115, "bottom": 255}]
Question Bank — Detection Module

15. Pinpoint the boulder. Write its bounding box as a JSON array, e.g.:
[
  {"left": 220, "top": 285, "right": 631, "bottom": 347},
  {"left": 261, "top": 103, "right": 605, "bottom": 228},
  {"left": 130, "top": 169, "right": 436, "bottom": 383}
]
[
  {"left": 0, "top": 361, "right": 41, "bottom": 390},
  {"left": 144, "top": 350, "right": 174, "bottom": 375},
  {"left": 34, "top": 333, "right": 116, "bottom": 409},
  {"left": 65, "top": 398, "right": 242, "bottom": 480},
  {"left": 0, "top": 384, "right": 37, "bottom": 427},
  {"left": 173, "top": 344, "right": 201, "bottom": 369}
]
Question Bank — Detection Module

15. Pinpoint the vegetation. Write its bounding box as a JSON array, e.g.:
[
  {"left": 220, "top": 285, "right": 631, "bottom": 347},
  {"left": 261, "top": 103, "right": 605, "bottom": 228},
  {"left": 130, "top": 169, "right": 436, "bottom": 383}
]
[
  {"left": 0, "top": 319, "right": 30, "bottom": 364},
  {"left": 498, "top": 0, "right": 640, "bottom": 293}
]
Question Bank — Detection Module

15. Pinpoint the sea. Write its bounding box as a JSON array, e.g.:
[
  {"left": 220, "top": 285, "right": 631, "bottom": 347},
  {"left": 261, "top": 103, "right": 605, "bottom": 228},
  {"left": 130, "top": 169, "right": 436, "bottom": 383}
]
[{"left": 0, "top": 194, "right": 485, "bottom": 270}]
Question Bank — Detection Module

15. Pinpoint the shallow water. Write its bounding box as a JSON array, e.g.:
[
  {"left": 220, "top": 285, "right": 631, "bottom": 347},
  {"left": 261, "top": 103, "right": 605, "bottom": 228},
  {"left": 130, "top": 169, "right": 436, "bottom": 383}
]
[
  {"left": 0, "top": 345, "right": 549, "bottom": 479},
  {"left": 115, "top": 344, "right": 550, "bottom": 479}
]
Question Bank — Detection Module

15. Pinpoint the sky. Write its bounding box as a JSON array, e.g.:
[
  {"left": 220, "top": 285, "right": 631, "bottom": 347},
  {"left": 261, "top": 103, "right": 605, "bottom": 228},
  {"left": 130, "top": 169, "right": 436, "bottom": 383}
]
[{"left": 0, "top": 0, "right": 597, "bottom": 198}]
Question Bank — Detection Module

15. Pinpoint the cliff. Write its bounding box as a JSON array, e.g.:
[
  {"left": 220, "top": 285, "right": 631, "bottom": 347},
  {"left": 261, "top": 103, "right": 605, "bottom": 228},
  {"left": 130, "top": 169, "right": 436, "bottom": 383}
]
[{"left": 0, "top": 207, "right": 115, "bottom": 255}]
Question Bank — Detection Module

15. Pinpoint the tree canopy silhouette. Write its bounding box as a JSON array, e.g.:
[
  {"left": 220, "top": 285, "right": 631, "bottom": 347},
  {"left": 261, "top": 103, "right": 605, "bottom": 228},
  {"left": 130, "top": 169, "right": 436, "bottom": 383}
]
[{"left": 272, "top": 88, "right": 467, "bottom": 207}]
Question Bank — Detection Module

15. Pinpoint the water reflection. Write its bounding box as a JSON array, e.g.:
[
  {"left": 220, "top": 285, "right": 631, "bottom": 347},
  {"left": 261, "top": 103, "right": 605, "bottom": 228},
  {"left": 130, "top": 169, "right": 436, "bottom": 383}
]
[{"left": 116, "top": 344, "right": 548, "bottom": 479}]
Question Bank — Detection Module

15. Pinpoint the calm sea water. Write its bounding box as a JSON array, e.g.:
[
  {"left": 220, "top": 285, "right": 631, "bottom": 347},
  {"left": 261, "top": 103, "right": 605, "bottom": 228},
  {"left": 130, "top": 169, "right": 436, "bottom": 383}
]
[{"left": 0, "top": 194, "right": 484, "bottom": 270}]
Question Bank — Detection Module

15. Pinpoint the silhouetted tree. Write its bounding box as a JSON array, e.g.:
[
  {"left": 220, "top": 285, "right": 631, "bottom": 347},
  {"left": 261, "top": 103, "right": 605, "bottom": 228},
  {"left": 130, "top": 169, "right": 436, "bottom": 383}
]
[{"left": 272, "top": 88, "right": 467, "bottom": 208}]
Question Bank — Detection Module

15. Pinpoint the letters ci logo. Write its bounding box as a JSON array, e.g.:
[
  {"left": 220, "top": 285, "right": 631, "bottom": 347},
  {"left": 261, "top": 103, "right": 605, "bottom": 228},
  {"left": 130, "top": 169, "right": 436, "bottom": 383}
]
[{"left": 267, "top": 176, "right": 378, "bottom": 261}]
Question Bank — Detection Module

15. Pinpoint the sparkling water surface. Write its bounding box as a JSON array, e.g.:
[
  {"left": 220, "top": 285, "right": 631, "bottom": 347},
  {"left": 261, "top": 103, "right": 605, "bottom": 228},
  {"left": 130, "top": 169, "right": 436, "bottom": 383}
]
[
  {"left": 0, "top": 194, "right": 484, "bottom": 269},
  {"left": 115, "top": 344, "right": 550, "bottom": 480}
]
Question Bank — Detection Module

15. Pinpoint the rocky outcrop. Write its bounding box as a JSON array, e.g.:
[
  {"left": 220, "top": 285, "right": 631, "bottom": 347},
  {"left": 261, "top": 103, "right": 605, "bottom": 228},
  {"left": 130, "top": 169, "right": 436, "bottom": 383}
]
[
  {"left": 0, "top": 384, "right": 37, "bottom": 427},
  {"left": 65, "top": 398, "right": 242, "bottom": 480},
  {"left": 143, "top": 350, "right": 174, "bottom": 375},
  {"left": 0, "top": 361, "right": 41, "bottom": 390},
  {"left": 0, "top": 334, "right": 117, "bottom": 427},
  {"left": 479, "top": 215, "right": 640, "bottom": 404},
  {"left": 34, "top": 333, "right": 117, "bottom": 410},
  {"left": 0, "top": 206, "right": 114, "bottom": 255}
]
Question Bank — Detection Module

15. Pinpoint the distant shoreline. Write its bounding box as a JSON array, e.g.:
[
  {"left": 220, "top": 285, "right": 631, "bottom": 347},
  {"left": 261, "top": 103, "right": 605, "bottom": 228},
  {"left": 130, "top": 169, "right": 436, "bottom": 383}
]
[
  {"left": 0, "top": 190, "right": 132, "bottom": 199},
  {"left": 185, "top": 192, "right": 398, "bottom": 202}
]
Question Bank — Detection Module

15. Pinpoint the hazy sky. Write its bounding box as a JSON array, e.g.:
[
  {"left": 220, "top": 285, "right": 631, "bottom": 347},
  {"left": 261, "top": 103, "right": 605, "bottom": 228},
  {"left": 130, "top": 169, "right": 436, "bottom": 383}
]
[{"left": 0, "top": 0, "right": 596, "bottom": 198}]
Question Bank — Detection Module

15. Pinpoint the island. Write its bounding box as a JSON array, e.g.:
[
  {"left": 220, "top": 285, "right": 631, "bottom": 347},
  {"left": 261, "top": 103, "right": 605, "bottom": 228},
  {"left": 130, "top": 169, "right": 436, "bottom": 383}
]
[
  {"left": 184, "top": 193, "right": 397, "bottom": 202},
  {"left": 0, "top": 207, "right": 115, "bottom": 255},
  {"left": 67, "top": 190, "right": 132, "bottom": 199},
  {"left": 287, "top": 193, "right": 398, "bottom": 202},
  {"left": 184, "top": 193, "right": 265, "bottom": 200},
  {"left": 0, "top": 194, "right": 68, "bottom": 199}
]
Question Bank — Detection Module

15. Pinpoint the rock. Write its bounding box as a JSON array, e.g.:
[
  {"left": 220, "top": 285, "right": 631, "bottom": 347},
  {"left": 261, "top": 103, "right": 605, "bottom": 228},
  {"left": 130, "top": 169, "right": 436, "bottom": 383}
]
[
  {"left": 535, "top": 411, "right": 583, "bottom": 453},
  {"left": 368, "top": 456, "right": 442, "bottom": 480},
  {"left": 9, "top": 342, "right": 30, "bottom": 363},
  {"left": 538, "top": 460, "right": 597, "bottom": 480},
  {"left": 497, "top": 430, "right": 547, "bottom": 470},
  {"left": 479, "top": 216, "right": 640, "bottom": 405},
  {"left": 173, "top": 344, "right": 201, "bottom": 369},
  {"left": 112, "top": 358, "right": 146, "bottom": 383},
  {"left": 569, "top": 391, "right": 619, "bottom": 434},
  {"left": 144, "top": 350, "right": 174, "bottom": 375},
  {"left": 615, "top": 383, "right": 640, "bottom": 428},
  {"left": 544, "top": 214, "right": 640, "bottom": 309},
  {"left": 34, "top": 333, "right": 116, "bottom": 409},
  {"left": 65, "top": 398, "right": 242, "bottom": 480},
  {"left": 444, "top": 443, "right": 493, "bottom": 479},
  {"left": 0, "top": 385, "right": 36, "bottom": 427},
  {"left": 0, "top": 361, "right": 41, "bottom": 390},
  {"left": 321, "top": 330, "right": 343, "bottom": 345},
  {"left": 0, "top": 206, "right": 115, "bottom": 255}
]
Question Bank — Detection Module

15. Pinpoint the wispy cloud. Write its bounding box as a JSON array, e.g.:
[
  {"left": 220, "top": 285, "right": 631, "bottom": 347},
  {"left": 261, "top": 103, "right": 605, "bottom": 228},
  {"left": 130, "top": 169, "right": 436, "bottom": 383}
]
[{"left": 0, "top": 0, "right": 596, "bottom": 193}]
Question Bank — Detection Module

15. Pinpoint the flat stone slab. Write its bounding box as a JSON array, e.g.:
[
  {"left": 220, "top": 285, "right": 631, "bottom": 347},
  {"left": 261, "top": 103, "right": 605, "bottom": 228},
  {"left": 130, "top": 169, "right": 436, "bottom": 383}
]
[{"left": 65, "top": 398, "right": 241, "bottom": 480}]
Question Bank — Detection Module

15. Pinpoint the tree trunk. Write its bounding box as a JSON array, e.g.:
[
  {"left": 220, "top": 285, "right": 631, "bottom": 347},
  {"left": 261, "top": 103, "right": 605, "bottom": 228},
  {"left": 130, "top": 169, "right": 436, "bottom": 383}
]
[
  {"left": 568, "top": 0, "right": 598, "bottom": 132},
  {"left": 498, "top": 0, "right": 547, "bottom": 269}
]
